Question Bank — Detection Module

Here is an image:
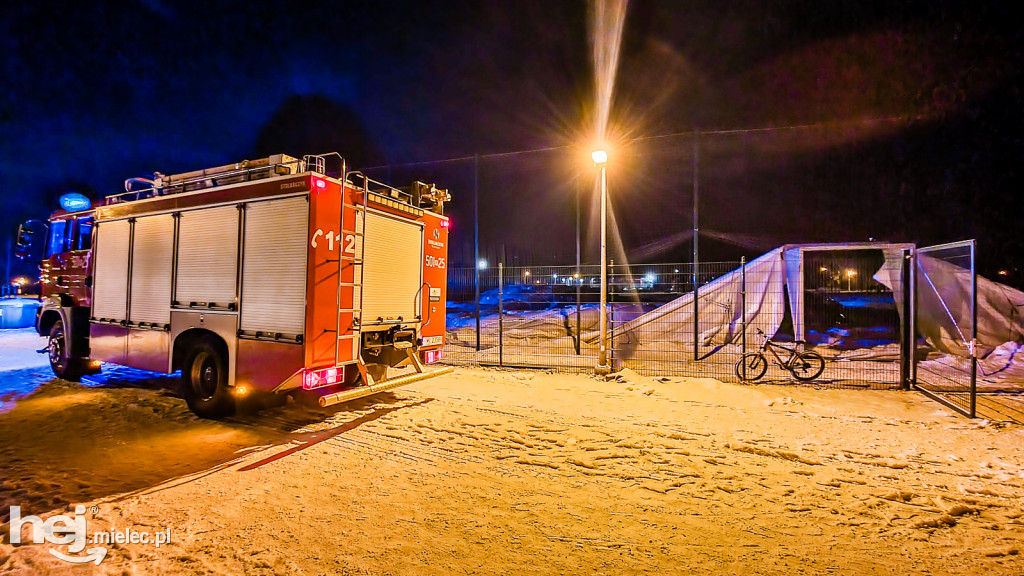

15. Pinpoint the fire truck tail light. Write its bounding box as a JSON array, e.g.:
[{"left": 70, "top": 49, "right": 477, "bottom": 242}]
[
  {"left": 303, "top": 367, "right": 341, "bottom": 390},
  {"left": 302, "top": 371, "right": 318, "bottom": 390},
  {"left": 439, "top": 220, "right": 450, "bottom": 228},
  {"left": 422, "top": 349, "right": 443, "bottom": 364},
  {"left": 313, "top": 177, "right": 326, "bottom": 189}
]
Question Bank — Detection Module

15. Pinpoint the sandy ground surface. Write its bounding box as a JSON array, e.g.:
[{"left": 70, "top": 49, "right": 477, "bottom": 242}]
[{"left": 1, "top": 332, "right": 1024, "bottom": 575}]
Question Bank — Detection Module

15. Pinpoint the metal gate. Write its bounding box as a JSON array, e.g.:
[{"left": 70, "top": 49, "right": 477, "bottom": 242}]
[{"left": 913, "top": 240, "right": 977, "bottom": 417}]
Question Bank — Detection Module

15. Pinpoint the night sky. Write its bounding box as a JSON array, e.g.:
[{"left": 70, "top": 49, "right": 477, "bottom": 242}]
[{"left": 2, "top": 1, "right": 1021, "bottom": 284}]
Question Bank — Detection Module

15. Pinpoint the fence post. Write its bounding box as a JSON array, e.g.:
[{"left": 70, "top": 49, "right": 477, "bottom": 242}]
[
  {"left": 499, "top": 262, "right": 504, "bottom": 369},
  {"left": 692, "top": 128, "right": 699, "bottom": 362},
  {"left": 910, "top": 248, "right": 918, "bottom": 388},
  {"left": 692, "top": 261, "right": 699, "bottom": 361},
  {"left": 741, "top": 256, "right": 746, "bottom": 359},
  {"left": 970, "top": 239, "right": 977, "bottom": 418},
  {"left": 900, "top": 249, "right": 912, "bottom": 390},
  {"left": 575, "top": 166, "right": 582, "bottom": 356},
  {"left": 474, "top": 154, "right": 481, "bottom": 351},
  {"left": 575, "top": 284, "right": 582, "bottom": 355}
]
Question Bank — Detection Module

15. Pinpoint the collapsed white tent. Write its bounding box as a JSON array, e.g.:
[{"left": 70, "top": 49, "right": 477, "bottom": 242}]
[
  {"left": 613, "top": 248, "right": 787, "bottom": 350},
  {"left": 910, "top": 255, "right": 1024, "bottom": 355},
  {"left": 616, "top": 243, "right": 910, "bottom": 351},
  {"left": 615, "top": 243, "right": 1024, "bottom": 369}
]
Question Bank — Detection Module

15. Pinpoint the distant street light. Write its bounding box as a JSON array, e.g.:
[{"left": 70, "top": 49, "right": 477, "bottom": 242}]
[
  {"left": 478, "top": 259, "right": 488, "bottom": 270},
  {"left": 845, "top": 269, "right": 857, "bottom": 291},
  {"left": 593, "top": 149, "right": 611, "bottom": 374}
]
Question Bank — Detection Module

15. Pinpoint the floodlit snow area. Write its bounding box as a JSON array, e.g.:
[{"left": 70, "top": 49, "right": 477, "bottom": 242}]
[{"left": 2, "top": 330, "right": 1024, "bottom": 574}]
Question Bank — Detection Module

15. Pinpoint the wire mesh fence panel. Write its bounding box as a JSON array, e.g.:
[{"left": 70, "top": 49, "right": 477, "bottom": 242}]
[
  {"left": 444, "top": 253, "right": 907, "bottom": 390},
  {"left": 914, "top": 241, "right": 977, "bottom": 417},
  {"left": 445, "top": 264, "right": 593, "bottom": 369},
  {"left": 612, "top": 262, "right": 741, "bottom": 381}
]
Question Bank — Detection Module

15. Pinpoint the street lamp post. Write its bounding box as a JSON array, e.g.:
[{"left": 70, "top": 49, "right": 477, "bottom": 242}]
[{"left": 593, "top": 149, "right": 611, "bottom": 374}]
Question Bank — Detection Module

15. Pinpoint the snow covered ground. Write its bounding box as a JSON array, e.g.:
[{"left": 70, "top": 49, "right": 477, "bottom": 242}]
[{"left": 1, "top": 329, "right": 1024, "bottom": 575}]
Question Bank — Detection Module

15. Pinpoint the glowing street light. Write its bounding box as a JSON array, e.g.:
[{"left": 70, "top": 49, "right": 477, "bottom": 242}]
[
  {"left": 478, "top": 259, "right": 488, "bottom": 270},
  {"left": 593, "top": 149, "right": 611, "bottom": 374},
  {"left": 845, "top": 268, "right": 857, "bottom": 291}
]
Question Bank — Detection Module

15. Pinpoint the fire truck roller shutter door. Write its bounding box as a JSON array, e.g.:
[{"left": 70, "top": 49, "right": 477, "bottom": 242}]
[
  {"left": 92, "top": 219, "right": 132, "bottom": 322},
  {"left": 129, "top": 214, "right": 175, "bottom": 325},
  {"left": 240, "top": 196, "right": 308, "bottom": 337},
  {"left": 361, "top": 210, "right": 424, "bottom": 325},
  {"left": 175, "top": 206, "right": 240, "bottom": 308}
]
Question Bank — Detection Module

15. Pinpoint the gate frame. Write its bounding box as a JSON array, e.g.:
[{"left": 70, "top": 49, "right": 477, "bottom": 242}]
[{"left": 912, "top": 239, "right": 978, "bottom": 418}]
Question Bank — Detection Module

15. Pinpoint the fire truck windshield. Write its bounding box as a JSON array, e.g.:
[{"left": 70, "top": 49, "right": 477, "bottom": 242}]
[
  {"left": 45, "top": 217, "right": 93, "bottom": 256},
  {"left": 47, "top": 221, "right": 67, "bottom": 257},
  {"left": 75, "top": 217, "right": 94, "bottom": 251}
]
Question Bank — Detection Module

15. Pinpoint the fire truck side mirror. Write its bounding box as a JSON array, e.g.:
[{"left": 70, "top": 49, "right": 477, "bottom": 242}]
[{"left": 14, "top": 220, "right": 46, "bottom": 264}]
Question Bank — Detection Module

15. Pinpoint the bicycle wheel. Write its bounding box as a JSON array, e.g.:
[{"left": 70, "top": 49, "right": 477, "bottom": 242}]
[
  {"left": 736, "top": 353, "right": 768, "bottom": 381},
  {"left": 790, "top": 351, "right": 825, "bottom": 381}
]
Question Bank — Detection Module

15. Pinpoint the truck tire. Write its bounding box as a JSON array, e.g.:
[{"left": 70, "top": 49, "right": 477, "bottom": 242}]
[
  {"left": 181, "top": 338, "right": 235, "bottom": 419},
  {"left": 48, "top": 320, "right": 86, "bottom": 382}
]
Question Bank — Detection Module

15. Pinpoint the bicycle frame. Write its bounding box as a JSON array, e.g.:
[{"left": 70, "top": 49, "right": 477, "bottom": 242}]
[
  {"left": 739, "top": 329, "right": 825, "bottom": 383},
  {"left": 762, "top": 340, "right": 801, "bottom": 370}
]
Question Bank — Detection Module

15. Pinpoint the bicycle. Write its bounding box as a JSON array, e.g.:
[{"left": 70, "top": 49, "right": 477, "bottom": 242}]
[{"left": 735, "top": 328, "right": 825, "bottom": 382}]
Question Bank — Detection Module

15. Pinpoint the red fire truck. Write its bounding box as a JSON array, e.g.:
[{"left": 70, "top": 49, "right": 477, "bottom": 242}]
[{"left": 16, "top": 153, "right": 452, "bottom": 418}]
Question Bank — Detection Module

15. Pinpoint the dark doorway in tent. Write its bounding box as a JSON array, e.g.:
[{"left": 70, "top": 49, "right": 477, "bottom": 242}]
[{"left": 801, "top": 249, "right": 901, "bottom": 351}]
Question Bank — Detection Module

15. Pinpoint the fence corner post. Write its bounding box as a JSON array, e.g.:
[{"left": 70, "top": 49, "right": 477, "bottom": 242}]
[
  {"left": 741, "top": 256, "right": 746, "bottom": 359},
  {"left": 498, "top": 262, "right": 504, "bottom": 369}
]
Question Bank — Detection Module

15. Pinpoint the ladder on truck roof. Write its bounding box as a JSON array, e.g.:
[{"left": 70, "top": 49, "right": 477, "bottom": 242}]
[{"left": 335, "top": 170, "right": 369, "bottom": 368}]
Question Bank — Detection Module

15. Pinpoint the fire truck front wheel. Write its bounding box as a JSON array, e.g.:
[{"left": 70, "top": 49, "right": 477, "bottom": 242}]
[
  {"left": 182, "top": 338, "right": 235, "bottom": 419},
  {"left": 48, "top": 320, "right": 86, "bottom": 382}
]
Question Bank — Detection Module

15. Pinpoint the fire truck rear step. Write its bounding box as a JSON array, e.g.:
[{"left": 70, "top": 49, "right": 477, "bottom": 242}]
[{"left": 318, "top": 366, "right": 454, "bottom": 407}]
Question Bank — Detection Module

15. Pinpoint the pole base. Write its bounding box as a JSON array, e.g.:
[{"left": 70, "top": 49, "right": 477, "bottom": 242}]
[{"left": 594, "top": 364, "right": 612, "bottom": 376}]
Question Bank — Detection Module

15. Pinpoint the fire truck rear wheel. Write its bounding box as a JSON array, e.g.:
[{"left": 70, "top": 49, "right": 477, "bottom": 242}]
[
  {"left": 182, "top": 338, "right": 235, "bottom": 419},
  {"left": 48, "top": 320, "right": 85, "bottom": 382}
]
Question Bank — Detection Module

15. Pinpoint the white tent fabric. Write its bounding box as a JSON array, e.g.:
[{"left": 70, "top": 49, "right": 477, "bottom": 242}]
[
  {"left": 783, "top": 247, "right": 804, "bottom": 341},
  {"left": 913, "top": 254, "right": 1024, "bottom": 355},
  {"left": 871, "top": 248, "right": 908, "bottom": 325},
  {"left": 616, "top": 248, "right": 787, "bottom": 348}
]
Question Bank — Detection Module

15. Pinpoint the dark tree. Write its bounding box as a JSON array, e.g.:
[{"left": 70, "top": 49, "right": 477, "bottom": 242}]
[{"left": 252, "top": 95, "right": 386, "bottom": 171}]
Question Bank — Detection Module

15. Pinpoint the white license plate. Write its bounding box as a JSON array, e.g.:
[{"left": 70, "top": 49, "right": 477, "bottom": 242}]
[{"left": 421, "top": 335, "right": 444, "bottom": 347}]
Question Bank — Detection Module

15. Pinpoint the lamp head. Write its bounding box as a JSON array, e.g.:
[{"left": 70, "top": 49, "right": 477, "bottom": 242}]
[{"left": 592, "top": 149, "right": 608, "bottom": 165}]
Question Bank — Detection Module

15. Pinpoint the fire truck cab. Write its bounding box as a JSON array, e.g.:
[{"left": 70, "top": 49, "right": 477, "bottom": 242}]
[{"left": 17, "top": 153, "right": 452, "bottom": 418}]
